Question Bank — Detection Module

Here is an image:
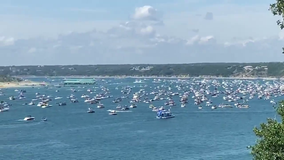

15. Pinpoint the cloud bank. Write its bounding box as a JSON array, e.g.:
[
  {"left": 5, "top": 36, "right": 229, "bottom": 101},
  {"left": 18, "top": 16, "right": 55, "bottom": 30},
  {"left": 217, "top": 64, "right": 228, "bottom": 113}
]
[{"left": 0, "top": 5, "right": 283, "bottom": 65}]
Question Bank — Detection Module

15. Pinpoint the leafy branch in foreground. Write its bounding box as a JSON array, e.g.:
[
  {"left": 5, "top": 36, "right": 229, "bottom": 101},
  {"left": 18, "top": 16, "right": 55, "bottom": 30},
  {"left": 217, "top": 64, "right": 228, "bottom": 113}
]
[
  {"left": 250, "top": 101, "right": 284, "bottom": 159},
  {"left": 270, "top": 0, "right": 284, "bottom": 53}
]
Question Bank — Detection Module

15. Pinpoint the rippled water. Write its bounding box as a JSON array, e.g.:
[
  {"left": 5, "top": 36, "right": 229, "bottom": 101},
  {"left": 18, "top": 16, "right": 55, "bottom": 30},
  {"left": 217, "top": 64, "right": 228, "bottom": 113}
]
[{"left": 0, "top": 78, "right": 279, "bottom": 160}]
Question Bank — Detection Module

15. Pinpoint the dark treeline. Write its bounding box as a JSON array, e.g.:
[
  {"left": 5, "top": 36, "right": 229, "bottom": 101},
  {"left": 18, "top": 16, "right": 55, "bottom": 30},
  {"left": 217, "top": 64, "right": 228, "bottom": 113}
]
[
  {"left": 0, "top": 62, "right": 281, "bottom": 77},
  {"left": 0, "top": 75, "right": 22, "bottom": 82}
]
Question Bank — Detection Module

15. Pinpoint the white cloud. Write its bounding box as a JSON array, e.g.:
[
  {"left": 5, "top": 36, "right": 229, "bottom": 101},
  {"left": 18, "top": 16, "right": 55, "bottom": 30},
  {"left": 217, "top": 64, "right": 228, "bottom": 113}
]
[
  {"left": 0, "top": 4, "right": 283, "bottom": 65},
  {"left": 132, "top": 6, "right": 159, "bottom": 21},
  {"left": 0, "top": 20, "right": 283, "bottom": 65},
  {"left": 0, "top": 36, "right": 15, "bottom": 46}
]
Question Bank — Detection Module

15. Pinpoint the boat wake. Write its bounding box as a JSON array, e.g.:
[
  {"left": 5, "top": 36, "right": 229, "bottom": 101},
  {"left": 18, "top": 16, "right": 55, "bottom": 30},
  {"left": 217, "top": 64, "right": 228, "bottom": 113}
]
[
  {"left": 107, "top": 109, "right": 132, "bottom": 113},
  {"left": 0, "top": 120, "right": 41, "bottom": 129}
]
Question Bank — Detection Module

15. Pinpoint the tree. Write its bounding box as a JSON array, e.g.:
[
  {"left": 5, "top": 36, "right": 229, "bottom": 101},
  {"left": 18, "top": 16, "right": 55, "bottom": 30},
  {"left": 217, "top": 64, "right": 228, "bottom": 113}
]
[
  {"left": 250, "top": 101, "right": 284, "bottom": 159},
  {"left": 270, "top": 0, "right": 284, "bottom": 53},
  {"left": 250, "top": 2, "right": 284, "bottom": 159}
]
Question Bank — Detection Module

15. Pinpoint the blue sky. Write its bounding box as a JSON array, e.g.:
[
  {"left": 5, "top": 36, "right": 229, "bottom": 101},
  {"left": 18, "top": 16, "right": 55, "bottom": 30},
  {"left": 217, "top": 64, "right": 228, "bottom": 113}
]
[{"left": 0, "top": 0, "right": 282, "bottom": 65}]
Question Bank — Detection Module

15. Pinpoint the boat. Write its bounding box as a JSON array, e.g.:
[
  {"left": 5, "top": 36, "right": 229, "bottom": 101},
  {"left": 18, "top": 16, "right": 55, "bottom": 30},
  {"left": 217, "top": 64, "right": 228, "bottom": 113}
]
[
  {"left": 9, "top": 96, "right": 15, "bottom": 100},
  {"left": 42, "top": 117, "right": 47, "bottom": 121},
  {"left": 108, "top": 110, "right": 117, "bottom": 115},
  {"left": 24, "top": 115, "right": 35, "bottom": 121},
  {"left": 42, "top": 104, "right": 52, "bottom": 108},
  {"left": 97, "top": 103, "right": 105, "bottom": 109},
  {"left": 28, "top": 101, "right": 35, "bottom": 105},
  {"left": 87, "top": 108, "right": 95, "bottom": 113},
  {"left": 156, "top": 109, "right": 175, "bottom": 119},
  {"left": 237, "top": 104, "right": 249, "bottom": 108},
  {"left": 129, "top": 104, "right": 137, "bottom": 108},
  {"left": 0, "top": 107, "right": 9, "bottom": 112}
]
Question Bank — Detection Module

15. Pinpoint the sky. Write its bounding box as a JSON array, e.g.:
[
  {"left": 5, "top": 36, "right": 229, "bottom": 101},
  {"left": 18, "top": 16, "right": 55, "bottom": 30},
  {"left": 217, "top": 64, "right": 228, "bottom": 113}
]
[{"left": 0, "top": 0, "right": 283, "bottom": 65}]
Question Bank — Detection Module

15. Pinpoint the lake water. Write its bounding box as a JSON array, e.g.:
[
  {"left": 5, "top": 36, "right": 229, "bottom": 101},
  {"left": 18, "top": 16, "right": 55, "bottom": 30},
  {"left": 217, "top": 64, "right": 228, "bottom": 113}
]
[{"left": 0, "top": 78, "right": 279, "bottom": 160}]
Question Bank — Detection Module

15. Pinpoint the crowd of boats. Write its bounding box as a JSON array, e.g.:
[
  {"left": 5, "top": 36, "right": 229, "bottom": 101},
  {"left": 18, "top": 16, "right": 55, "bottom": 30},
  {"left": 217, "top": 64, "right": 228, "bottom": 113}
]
[{"left": 0, "top": 78, "right": 283, "bottom": 121}]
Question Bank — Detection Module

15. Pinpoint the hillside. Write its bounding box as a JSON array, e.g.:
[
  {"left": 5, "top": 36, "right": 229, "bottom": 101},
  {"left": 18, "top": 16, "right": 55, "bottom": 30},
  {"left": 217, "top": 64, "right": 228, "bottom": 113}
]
[
  {"left": 0, "top": 62, "right": 282, "bottom": 77},
  {"left": 0, "top": 75, "right": 23, "bottom": 82}
]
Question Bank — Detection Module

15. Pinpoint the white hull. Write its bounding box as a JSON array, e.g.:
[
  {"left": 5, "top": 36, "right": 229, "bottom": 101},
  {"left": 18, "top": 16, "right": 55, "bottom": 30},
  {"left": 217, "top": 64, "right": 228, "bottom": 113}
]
[
  {"left": 42, "top": 105, "right": 52, "bottom": 108},
  {"left": 0, "top": 108, "right": 9, "bottom": 112},
  {"left": 24, "top": 117, "right": 35, "bottom": 121},
  {"left": 156, "top": 115, "right": 175, "bottom": 119}
]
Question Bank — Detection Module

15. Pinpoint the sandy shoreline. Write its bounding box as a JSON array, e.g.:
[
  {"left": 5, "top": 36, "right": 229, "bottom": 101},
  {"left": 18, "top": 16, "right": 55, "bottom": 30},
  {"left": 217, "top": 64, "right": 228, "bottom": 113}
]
[{"left": 0, "top": 80, "right": 47, "bottom": 89}]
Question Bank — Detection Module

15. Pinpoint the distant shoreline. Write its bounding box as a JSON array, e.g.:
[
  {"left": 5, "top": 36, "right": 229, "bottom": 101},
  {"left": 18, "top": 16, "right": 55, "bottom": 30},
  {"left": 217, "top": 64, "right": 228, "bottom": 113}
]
[
  {"left": 0, "top": 80, "right": 47, "bottom": 89},
  {"left": 14, "top": 75, "right": 283, "bottom": 80}
]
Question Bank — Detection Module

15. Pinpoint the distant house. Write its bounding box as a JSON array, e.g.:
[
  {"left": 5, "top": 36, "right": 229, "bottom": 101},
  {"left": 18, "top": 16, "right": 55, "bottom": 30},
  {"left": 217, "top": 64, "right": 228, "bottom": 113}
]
[
  {"left": 131, "top": 66, "right": 153, "bottom": 71},
  {"left": 243, "top": 66, "right": 253, "bottom": 71},
  {"left": 131, "top": 66, "right": 140, "bottom": 71},
  {"left": 140, "top": 66, "right": 153, "bottom": 71}
]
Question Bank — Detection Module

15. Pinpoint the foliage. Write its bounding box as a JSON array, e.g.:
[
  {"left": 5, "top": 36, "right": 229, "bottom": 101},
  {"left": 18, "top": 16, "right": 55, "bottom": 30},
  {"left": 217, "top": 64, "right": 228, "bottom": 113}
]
[
  {"left": 250, "top": 101, "right": 284, "bottom": 159},
  {"left": 270, "top": 0, "right": 284, "bottom": 53},
  {"left": 0, "top": 75, "right": 22, "bottom": 82},
  {"left": 0, "top": 62, "right": 277, "bottom": 77},
  {"left": 249, "top": 2, "right": 284, "bottom": 159}
]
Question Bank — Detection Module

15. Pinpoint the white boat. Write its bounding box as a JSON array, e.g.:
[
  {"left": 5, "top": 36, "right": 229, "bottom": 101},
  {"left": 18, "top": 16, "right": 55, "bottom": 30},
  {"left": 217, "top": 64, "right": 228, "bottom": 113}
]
[
  {"left": 37, "top": 102, "right": 45, "bottom": 107},
  {"left": 28, "top": 102, "right": 35, "bottom": 105},
  {"left": 152, "top": 107, "right": 159, "bottom": 112},
  {"left": 97, "top": 103, "right": 105, "bottom": 109},
  {"left": 211, "top": 106, "right": 217, "bottom": 110},
  {"left": 129, "top": 104, "right": 137, "bottom": 108},
  {"left": 0, "top": 107, "right": 9, "bottom": 112},
  {"left": 237, "top": 104, "right": 249, "bottom": 108},
  {"left": 42, "top": 104, "right": 52, "bottom": 108},
  {"left": 108, "top": 110, "right": 117, "bottom": 115},
  {"left": 9, "top": 96, "right": 15, "bottom": 100},
  {"left": 149, "top": 104, "right": 155, "bottom": 108},
  {"left": 24, "top": 115, "right": 35, "bottom": 121},
  {"left": 87, "top": 108, "right": 95, "bottom": 113},
  {"left": 133, "top": 79, "right": 144, "bottom": 83},
  {"left": 219, "top": 104, "right": 233, "bottom": 108}
]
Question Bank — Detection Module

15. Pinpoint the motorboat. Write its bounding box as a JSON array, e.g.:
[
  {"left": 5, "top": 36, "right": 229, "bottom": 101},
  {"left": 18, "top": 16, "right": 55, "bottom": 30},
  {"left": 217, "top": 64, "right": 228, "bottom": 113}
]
[
  {"left": 0, "top": 107, "right": 9, "bottom": 112},
  {"left": 87, "top": 108, "right": 95, "bottom": 113},
  {"left": 42, "top": 117, "right": 47, "bottom": 121},
  {"left": 9, "top": 96, "right": 15, "bottom": 100},
  {"left": 237, "top": 104, "right": 249, "bottom": 108},
  {"left": 97, "top": 103, "right": 105, "bottom": 109},
  {"left": 28, "top": 101, "right": 35, "bottom": 105},
  {"left": 129, "top": 104, "right": 137, "bottom": 108},
  {"left": 156, "top": 109, "right": 175, "bottom": 119},
  {"left": 119, "top": 105, "right": 129, "bottom": 111},
  {"left": 57, "top": 102, "right": 67, "bottom": 106},
  {"left": 24, "top": 115, "right": 35, "bottom": 121},
  {"left": 108, "top": 110, "right": 117, "bottom": 115},
  {"left": 54, "top": 96, "right": 62, "bottom": 100},
  {"left": 42, "top": 104, "right": 52, "bottom": 108}
]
